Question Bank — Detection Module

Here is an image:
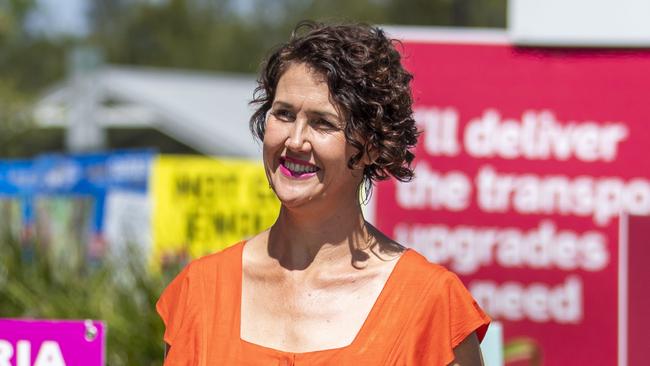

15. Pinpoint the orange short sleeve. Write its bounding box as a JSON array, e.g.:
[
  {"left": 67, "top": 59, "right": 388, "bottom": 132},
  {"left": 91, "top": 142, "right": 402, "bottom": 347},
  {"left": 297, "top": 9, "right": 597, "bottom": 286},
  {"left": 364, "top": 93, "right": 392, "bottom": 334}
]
[
  {"left": 156, "top": 264, "right": 192, "bottom": 346},
  {"left": 399, "top": 269, "right": 490, "bottom": 365},
  {"left": 157, "top": 262, "right": 207, "bottom": 365},
  {"left": 445, "top": 272, "right": 490, "bottom": 348}
]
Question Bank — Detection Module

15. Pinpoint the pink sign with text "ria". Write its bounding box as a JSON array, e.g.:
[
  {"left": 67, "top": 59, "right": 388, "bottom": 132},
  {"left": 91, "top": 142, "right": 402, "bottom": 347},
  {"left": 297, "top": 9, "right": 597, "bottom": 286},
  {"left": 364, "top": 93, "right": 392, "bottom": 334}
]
[{"left": 0, "top": 319, "right": 105, "bottom": 366}]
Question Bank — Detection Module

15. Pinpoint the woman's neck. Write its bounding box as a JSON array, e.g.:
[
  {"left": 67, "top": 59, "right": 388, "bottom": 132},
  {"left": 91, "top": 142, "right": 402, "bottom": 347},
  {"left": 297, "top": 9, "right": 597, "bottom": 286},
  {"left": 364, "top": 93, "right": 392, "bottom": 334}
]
[{"left": 267, "top": 201, "right": 370, "bottom": 272}]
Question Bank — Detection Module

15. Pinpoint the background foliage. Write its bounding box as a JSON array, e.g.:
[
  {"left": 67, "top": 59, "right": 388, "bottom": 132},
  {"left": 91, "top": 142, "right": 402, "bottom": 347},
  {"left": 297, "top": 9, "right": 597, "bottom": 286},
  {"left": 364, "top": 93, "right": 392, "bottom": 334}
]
[
  {"left": 89, "top": 0, "right": 506, "bottom": 73},
  {"left": 0, "top": 233, "right": 176, "bottom": 365},
  {"left": 1, "top": 0, "right": 506, "bottom": 158}
]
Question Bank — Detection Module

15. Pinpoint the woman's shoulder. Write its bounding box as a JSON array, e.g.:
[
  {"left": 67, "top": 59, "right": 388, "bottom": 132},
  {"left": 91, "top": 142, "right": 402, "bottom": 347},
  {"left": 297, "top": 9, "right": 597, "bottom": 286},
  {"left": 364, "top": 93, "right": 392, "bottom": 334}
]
[
  {"left": 371, "top": 226, "right": 452, "bottom": 281},
  {"left": 165, "top": 240, "right": 244, "bottom": 283},
  {"left": 161, "top": 241, "right": 244, "bottom": 297},
  {"left": 398, "top": 247, "right": 458, "bottom": 285},
  {"left": 393, "top": 247, "right": 484, "bottom": 310},
  {"left": 389, "top": 247, "right": 490, "bottom": 358},
  {"left": 389, "top": 248, "right": 490, "bottom": 365},
  {"left": 188, "top": 241, "right": 245, "bottom": 273},
  {"left": 157, "top": 241, "right": 244, "bottom": 325}
]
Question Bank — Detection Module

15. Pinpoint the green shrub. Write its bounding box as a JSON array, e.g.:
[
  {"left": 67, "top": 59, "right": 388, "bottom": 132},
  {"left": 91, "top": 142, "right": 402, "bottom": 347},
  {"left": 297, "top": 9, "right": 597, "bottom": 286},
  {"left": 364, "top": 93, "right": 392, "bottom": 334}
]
[{"left": 0, "top": 234, "right": 172, "bottom": 366}]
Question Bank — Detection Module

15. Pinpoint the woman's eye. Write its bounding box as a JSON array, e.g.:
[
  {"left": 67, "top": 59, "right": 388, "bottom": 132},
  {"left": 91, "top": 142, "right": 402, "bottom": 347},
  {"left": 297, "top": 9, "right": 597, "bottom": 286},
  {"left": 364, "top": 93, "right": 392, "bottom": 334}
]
[
  {"left": 271, "top": 109, "right": 293, "bottom": 121},
  {"left": 313, "top": 119, "right": 338, "bottom": 131}
]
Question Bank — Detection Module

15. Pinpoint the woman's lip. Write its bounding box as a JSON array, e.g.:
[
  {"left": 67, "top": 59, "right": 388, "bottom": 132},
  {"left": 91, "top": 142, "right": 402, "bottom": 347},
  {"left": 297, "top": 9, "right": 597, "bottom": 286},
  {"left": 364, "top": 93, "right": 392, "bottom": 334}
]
[
  {"left": 279, "top": 163, "right": 317, "bottom": 179},
  {"left": 278, "top": 156, "right": 320, "bottom": 180},
  {"left": 281, "top": 156, "right": 319, "bottom": 168}
]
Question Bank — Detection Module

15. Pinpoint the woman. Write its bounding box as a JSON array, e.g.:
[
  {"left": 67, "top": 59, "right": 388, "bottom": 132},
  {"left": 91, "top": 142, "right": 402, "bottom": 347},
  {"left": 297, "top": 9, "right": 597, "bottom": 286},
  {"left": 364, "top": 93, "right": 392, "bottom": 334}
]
[{"left": 157, "top": 21, "right": 490, "bottom": 365}]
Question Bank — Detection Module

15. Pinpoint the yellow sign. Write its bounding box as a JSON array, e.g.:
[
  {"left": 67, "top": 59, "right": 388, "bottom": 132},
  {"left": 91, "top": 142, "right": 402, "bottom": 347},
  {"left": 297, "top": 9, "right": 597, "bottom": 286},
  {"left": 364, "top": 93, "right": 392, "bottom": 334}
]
[{"left": 151, "top": 156, "right": 279, "bottom": 266}]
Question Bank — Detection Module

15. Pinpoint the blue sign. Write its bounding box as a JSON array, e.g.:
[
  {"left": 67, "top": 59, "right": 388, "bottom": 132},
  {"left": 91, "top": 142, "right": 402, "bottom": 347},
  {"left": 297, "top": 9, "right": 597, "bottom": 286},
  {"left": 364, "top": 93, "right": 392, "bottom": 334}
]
[
  {"left": 0, "top": 149, "right": 154, "bottom": 237},
  {"left": 0, "top": 160, "right": 38, "bottom": 195}
]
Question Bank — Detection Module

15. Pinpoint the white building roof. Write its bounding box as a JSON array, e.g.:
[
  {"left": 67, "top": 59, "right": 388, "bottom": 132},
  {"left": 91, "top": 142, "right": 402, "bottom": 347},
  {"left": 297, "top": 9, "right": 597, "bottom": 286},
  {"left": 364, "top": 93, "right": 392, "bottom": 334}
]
[{"left": 35, "top": 66, "right": 262, "bottom": 157}]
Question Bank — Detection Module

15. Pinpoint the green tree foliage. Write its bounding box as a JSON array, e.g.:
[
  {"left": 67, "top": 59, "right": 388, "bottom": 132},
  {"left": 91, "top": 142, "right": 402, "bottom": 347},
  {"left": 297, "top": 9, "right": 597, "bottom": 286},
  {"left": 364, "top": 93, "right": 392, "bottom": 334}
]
[
  {"left": 0, "top": 0, "right": 35, "bottom": 40},
  {"left": 0, "top": 81, "right": 34, "bottom": 156},
  {"left": 0, "top": 235, "right": 170, "bottom": 365},
  {"left": 385, "top": 0, "right": 506, "bottom": 27},
  {"left": 0, "top": 0, "right": 67, "bottom": 157},
  {"left": 0, "top": 0, "right": 507, "bottom": 158},
  {"left": 90, "top": 0, "right": 272, "bottom": 72},
  {"left": 89, "top": 0, "right": 506, "bottom": 73},
  {"left": 0, "top": 0, "right": 66, "bottom": 91}
]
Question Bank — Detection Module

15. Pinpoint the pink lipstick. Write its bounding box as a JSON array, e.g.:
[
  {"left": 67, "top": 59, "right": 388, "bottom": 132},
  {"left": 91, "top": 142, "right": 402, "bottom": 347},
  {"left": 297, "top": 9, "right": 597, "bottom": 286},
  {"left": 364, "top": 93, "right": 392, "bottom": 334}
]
[{"left": 279, "top": 156, "right": 320, "bottom": 179}]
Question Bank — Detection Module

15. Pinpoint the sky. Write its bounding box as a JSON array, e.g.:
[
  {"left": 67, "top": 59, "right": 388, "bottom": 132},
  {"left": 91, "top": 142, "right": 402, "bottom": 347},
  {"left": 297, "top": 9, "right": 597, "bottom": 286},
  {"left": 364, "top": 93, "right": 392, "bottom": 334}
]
[{"left": 26, "top": 0, "right": 90, "bottom": 37}]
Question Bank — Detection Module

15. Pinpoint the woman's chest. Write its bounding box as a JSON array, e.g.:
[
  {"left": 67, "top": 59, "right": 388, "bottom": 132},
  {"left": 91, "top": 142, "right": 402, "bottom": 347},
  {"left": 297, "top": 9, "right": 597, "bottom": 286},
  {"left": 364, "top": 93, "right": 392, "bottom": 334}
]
[{"left": 240, "top": 270, "right": 389, "bottom": 353}]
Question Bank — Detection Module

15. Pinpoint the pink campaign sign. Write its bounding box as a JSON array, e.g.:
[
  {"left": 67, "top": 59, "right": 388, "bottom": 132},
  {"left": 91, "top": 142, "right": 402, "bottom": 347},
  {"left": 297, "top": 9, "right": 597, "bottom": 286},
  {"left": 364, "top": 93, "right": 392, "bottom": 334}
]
[
  {"left": 0, "top": 319, "right": 105, "bottom": 366},
  {"left": 376, "top": 32, "right": 650, "bottom": 365}
]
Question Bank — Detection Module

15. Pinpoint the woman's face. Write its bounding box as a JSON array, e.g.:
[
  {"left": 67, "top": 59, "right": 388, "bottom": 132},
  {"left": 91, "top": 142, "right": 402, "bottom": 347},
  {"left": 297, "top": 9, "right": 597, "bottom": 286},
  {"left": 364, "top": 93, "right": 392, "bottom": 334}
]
[{"left": 262, "top": 62, "right": 364, "bottom": 210}]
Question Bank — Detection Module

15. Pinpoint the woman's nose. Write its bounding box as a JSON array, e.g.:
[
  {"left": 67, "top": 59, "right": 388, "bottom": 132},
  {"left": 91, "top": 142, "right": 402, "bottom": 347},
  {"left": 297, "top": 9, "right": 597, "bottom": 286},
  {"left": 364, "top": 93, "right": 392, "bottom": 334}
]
[{"left": 285, "top": 120, "right": 310, "bottom": 151}]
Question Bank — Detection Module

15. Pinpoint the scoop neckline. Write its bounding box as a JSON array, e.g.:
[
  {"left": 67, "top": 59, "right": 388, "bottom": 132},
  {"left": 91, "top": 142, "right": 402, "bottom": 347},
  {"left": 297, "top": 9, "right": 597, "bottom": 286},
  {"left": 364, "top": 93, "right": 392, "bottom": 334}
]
[{"left": 236, "top": 241, "right": 411, "bottom": 356}]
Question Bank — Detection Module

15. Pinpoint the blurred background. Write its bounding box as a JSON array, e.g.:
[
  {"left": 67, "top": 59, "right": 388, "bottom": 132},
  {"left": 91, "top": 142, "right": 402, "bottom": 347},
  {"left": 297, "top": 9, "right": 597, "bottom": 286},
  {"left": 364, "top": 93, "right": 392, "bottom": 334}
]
[
  {"left": 1, "top": 1, "right": 649, "bottom": 366},
  {"left": 0, "top": 1, "right": 506, "bottom": 365},
  {"left": 0, "top": 0, "right": 505, "bottom": 157}
]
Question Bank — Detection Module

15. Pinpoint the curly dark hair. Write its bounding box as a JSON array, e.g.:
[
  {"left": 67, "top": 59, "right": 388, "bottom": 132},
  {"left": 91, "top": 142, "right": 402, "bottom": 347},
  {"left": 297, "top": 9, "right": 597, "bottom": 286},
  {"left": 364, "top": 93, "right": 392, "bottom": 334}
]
[{"left": 250, "top": 21, "right": 418, "bottom": 184}]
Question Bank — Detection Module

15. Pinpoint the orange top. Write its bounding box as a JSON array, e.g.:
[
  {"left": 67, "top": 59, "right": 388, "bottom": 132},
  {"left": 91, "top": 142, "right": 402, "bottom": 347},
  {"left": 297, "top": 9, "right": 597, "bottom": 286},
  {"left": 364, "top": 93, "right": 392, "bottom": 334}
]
[{"left": 157, "top": 242, "right": 490, "bottom": 366}]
